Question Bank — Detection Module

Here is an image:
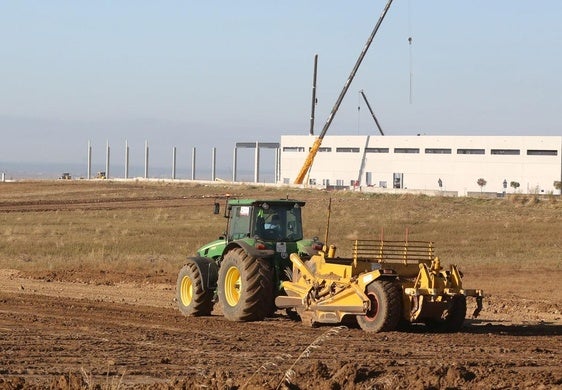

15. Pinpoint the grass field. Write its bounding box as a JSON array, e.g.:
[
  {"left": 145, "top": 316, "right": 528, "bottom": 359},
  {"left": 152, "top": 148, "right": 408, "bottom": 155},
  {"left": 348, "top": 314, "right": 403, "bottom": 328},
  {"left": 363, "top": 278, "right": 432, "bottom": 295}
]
[{"left": 0, "top": 180, "right": 560, "bottom": 284}]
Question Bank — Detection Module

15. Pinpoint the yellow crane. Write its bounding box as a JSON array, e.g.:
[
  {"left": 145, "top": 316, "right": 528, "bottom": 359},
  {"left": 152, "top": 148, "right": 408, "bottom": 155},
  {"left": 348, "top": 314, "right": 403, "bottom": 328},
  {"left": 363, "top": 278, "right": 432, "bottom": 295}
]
[{"left": 294, "top": 0, "right": 394, "bottom": 184}]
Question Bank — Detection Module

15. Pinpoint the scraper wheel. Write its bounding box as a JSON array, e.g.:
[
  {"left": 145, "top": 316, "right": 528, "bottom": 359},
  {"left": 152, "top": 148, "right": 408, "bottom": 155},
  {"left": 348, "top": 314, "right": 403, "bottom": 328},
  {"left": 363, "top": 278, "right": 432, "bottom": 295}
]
[{"left": 356, "top": 280, "right": 401, "bottom": 332}]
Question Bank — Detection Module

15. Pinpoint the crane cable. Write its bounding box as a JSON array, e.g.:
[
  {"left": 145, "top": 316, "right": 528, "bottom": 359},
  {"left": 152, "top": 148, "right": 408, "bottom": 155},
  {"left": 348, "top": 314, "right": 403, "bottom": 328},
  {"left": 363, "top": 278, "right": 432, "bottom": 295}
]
[{"left": 408, "top": 0, "right": 414, "bottom": 104}]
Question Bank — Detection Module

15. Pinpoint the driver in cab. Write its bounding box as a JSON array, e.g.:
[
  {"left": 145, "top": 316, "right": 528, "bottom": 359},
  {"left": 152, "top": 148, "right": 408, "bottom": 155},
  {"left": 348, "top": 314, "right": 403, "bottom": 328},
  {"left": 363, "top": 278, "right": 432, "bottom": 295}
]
[
  {"left": 265, "top": 214, "right": 281, "bottom": 232},
  {"left": 260, "top": 213, "right": 283, "bottom": 239}
]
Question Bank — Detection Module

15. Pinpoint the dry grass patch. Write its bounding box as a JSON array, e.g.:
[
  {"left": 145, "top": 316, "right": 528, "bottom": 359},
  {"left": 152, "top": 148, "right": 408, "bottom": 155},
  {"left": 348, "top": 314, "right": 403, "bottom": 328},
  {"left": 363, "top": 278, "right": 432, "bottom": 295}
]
[{"left": 0, "top": 180, "right": 560, "bottom": 284}]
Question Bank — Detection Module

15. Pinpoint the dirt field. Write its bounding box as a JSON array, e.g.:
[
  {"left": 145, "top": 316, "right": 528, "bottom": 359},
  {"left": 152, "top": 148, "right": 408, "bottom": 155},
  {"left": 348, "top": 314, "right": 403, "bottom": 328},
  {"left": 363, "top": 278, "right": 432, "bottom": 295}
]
[
  {"left": 1, "top": 183, "right": 561, "bottom": 389},
  {"left": 1, "top": 268, "right": 561, "bottom": 390}
]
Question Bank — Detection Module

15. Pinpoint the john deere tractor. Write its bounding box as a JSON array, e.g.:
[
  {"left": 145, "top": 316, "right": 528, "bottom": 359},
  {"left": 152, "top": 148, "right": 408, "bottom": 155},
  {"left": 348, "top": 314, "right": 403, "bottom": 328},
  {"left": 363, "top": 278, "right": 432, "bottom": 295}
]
[{"left": 176, "top": 198, "right": 322, "bottom": 322}]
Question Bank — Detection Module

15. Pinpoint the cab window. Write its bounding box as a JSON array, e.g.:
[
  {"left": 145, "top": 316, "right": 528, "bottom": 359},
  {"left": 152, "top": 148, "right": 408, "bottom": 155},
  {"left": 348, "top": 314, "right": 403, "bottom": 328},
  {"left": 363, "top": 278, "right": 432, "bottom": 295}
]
[
  {"left": 253, "top": 205, "right": 303, "bottom": 241},
  {"left": 229, "top": 206, "right": 251, "bottom": 240}
]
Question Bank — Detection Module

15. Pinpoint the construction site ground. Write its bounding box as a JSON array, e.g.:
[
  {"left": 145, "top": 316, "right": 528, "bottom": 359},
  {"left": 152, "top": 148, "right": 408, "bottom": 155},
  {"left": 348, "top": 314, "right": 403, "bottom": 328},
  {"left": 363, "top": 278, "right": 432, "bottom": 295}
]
[
  {"left": 0, "top": 183, "right": 561, "bottom": 389},
  {"left": 1, "top": 266, "right": 561, "bottom": 390}
]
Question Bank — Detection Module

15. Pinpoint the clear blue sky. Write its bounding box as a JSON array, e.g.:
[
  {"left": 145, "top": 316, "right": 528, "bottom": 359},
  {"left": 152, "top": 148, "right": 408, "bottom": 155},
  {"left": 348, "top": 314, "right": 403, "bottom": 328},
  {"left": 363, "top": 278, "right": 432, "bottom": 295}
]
[{"left": 1, "top": 1, "right": 561, "bottom": 173}]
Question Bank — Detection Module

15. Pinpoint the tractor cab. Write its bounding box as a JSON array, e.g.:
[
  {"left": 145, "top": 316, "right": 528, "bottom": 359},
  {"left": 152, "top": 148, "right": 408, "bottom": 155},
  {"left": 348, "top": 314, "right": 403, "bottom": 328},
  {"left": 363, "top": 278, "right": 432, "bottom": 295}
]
[
  {"left": 197, "top": 199, "right": 320, "bottom": 259},
  {"left": 226, "top": 200, "right": 304, "bottom": 242}
]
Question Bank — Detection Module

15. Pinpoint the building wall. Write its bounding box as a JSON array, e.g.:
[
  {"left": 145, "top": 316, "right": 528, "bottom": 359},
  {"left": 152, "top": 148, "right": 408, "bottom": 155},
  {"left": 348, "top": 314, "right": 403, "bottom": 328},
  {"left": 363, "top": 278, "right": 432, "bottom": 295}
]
[{"left": 280, "top": 135, "right": 562, "bottom": 195}]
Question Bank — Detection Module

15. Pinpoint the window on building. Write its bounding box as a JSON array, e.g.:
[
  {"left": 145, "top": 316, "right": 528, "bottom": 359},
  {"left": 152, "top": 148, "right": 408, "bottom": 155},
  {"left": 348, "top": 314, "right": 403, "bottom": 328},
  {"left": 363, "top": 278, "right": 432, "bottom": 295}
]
[
  {"left": 425, "top": 148, "right": 452, "bottom": 154},
  {"left": 336, "top": 147, "right": 360, "bottom": 153},
  {"left": 394, "top": 148, "right": 420, "bottom": 154},
  {"left": 527, "top": 150, "right": 558, "bottom": 156},
  {"left": 283, "top": 146, "right": 304, "bottom": 152},
  {"left": 308, "top": 178, "right": 316, "bottom": 185},
  {"left": 491, "top": 149, "right": 520, "bottom": 155},
  {"left": 457, "top": 148, "right": 485, "bottom": 155},
  {"left": 336, "top": 179, "right": 344, "bottom": 186},
  {"left": 365, "top": 147, "right": 389, "bottom": 153},
  {"left": 322, "top": 179, "right": 330, "bottom": 186},
  {"left": 318, "top": 147, "right": 332, "bottom": 152}
]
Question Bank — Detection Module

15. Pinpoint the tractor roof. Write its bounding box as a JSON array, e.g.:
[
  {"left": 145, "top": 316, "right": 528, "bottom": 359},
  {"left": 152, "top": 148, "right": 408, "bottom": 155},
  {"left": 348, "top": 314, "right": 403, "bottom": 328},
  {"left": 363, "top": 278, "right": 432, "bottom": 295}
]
[{"left": 227, "top": 199, "right": 306, "bottom": 208}]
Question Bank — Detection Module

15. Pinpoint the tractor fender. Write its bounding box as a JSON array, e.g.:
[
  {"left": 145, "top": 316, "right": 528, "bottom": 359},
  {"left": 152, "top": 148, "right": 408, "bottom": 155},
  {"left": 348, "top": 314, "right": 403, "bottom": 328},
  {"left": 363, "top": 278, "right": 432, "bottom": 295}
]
[
  {"left": 357, "top": 269, "right": 399, "bottom": 291},
  {"left": 185, "top": 256, "right": 218, "bottom": 292},
  {"left": 223, "top": 240, "right": 275, "bottom": 260}
]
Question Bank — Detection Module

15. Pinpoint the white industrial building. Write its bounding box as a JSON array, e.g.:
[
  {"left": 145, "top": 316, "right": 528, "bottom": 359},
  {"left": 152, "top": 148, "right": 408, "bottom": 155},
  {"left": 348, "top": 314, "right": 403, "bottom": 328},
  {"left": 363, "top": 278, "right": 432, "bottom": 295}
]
[{"left": 279, "top": 135, "right": 562, "bottom": 196}]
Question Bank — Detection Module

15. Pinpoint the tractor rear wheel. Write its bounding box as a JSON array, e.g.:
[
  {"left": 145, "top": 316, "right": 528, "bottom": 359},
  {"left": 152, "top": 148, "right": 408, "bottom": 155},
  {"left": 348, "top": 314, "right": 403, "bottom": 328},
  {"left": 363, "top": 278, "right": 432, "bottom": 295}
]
[
  {"left": 356, "top": 280, "right": 402, "bottom": 332},
  {"left": 217, "top": 248, "right": 274, "bottom": 322},
  {"left": 176, "top": 262, "right": 214, "bottom": 316}
]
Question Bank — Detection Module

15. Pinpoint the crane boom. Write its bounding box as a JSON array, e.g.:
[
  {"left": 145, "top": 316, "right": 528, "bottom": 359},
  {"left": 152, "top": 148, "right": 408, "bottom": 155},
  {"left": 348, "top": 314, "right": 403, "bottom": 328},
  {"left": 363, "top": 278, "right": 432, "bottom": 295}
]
[
  {"left": 294, "top": 0, "right": 394, "bottom": 184},
  {"left": 360, "top": 90, "right": 385, "bottom": 136},
  {"left": 309, "top": 54, "right": 318, "bottom": 136}
]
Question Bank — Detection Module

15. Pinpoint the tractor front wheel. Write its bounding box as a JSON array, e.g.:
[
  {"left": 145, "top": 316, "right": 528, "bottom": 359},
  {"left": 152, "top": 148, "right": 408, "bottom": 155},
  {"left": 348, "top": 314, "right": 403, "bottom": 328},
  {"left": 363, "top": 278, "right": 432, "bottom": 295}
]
[
  {"left": 176, "top": 262, "right": 214, "bottom": 316},
  {"left": 217, "top": 248, "right": 274, "bottom": 322},
  {"left": 356, "top": 280, "right": 402, "bottom": 332}
]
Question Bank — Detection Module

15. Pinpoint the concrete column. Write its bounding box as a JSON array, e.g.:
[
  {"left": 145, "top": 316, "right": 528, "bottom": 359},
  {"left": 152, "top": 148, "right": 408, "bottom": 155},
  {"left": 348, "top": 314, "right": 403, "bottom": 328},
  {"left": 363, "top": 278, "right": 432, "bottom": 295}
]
[
  {"left": 124, "top": 140, "right": 129, "bottom": 179},
  {"left": 211, "top": 147, "right": 216, "bottom": 181},
  {"left": 144, "top": 140, "right": 149, "bottom": 179},
  {"left": 172, "top": 146, "right": 177, "bottom": 180},
  {"left": 254, "top": 141, "right": 260, "bottom": 183},
  {"left": 87, "top": 140, "right": 92, "bottom": 180},
  {"left": 191, "top": 147, "right": 196, "bottom": 180},
  {"left": 105, "top": 140, "right": 110, "bottom": 179},
  {"left": 232, "top": 147, "right": 238, "bottom": 182},
  {"left": 273, "top": 148, "right": 281, "bottom": 183}
]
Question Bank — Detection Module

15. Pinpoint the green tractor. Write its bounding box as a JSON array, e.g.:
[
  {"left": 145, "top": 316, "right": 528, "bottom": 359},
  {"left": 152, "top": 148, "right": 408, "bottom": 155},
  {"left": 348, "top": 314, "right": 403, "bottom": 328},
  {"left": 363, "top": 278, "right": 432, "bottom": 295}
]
[{"left": 176, "top": 198, "right": 323, "bottom": 322}]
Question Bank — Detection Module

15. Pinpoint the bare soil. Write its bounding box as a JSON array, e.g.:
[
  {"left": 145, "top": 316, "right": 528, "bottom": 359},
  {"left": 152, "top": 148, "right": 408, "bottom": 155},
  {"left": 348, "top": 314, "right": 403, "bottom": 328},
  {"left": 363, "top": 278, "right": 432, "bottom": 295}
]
[
  {"left": 1, "top": 269, "right": 561, "bottom": 390},
  {"left": 0, "top": 188, "right": 561, "bottom": 389}
]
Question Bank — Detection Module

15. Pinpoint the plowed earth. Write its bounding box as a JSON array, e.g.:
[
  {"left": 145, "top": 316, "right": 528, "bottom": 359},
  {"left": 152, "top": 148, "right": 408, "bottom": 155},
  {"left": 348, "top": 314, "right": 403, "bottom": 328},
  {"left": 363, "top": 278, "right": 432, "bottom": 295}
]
[
  {"left": 2, "top": 270, "right": 561, "bottom": 390},
  {"left": 0, "top": 196, "right": 561, "bottom": 389}
]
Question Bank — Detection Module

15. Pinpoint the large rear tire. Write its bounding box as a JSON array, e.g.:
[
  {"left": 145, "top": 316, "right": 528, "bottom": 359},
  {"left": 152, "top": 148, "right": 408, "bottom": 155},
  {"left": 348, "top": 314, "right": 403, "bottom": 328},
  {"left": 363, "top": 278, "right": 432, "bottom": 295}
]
[
  {"left": 217, "top": 248, "right": 274, "bottom": 322},
  {"left": 176, "top": 262, "right": 214, "bottom": 316},
  {"left": 356, "top": 280, "right": 402, "bottom": 333}
]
